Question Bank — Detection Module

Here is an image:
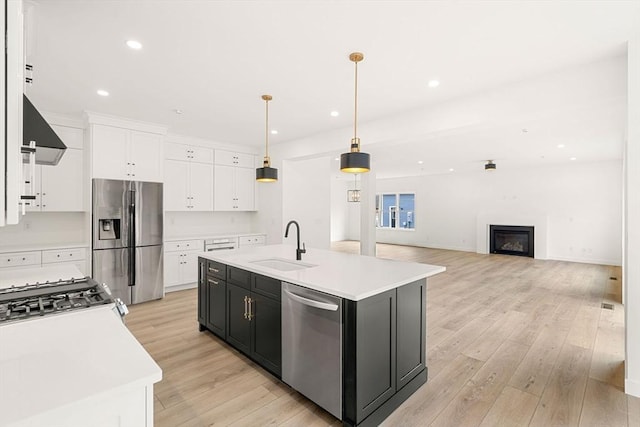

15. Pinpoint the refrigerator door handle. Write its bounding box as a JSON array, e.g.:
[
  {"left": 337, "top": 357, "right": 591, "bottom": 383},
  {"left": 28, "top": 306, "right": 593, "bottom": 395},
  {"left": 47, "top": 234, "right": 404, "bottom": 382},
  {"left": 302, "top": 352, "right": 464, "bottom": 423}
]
[{"left": 128, "top": 190, "right": 136, "bottom": 286}]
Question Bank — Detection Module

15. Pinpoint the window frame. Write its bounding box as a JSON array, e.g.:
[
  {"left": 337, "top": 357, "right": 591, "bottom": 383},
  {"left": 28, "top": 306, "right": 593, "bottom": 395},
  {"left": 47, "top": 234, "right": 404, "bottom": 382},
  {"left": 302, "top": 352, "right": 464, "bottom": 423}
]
[{"left": 375, "top": 192, "right": 416, "bottom": 231}]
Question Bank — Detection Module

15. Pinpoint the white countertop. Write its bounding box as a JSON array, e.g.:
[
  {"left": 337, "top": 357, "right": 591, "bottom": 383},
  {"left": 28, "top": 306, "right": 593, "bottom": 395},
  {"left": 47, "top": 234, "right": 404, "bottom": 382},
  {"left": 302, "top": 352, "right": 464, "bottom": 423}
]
[
  {"left": 0, "top": 305, "right": 162, "bottom": 425},
  {"left": 0, "top": 264, "right": 85, "bottom": 289},
  {"left": 199, "top": 244, "right": 445, "bottom": 300},
  {"left": 165, "top": 232, "right": 266, "bottom": 243}
]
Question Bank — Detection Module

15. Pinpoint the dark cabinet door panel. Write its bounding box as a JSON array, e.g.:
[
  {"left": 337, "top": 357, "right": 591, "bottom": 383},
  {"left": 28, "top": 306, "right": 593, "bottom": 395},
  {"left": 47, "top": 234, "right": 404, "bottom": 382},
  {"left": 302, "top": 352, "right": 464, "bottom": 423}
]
[
  {"left": 207, "top": 277, "right": 226, "bottom": 338},
  {"left": 396, "top": 279, "right": 426, "bottom": 390},
  {"left": 252, "top": 274, "right": 281, "bottom": 301},
  {"left": 251, "top": 294, "right": 282, "bottom": 376},
  {"left": 197, "top": 259, "right": 207, "bottom": 327},
  {"left": 227, "top": 266, "right": 251, "bottom": 289},
  {"left": 226, "top": 282, "right": 251, "bottom": 354}
]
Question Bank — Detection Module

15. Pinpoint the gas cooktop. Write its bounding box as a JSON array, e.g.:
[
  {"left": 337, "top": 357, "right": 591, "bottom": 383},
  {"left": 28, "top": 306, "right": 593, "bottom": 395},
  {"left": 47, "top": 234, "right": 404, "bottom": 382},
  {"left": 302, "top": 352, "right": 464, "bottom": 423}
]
[{"left": 0, "top": 277, "right": 117, "bottom": 323}]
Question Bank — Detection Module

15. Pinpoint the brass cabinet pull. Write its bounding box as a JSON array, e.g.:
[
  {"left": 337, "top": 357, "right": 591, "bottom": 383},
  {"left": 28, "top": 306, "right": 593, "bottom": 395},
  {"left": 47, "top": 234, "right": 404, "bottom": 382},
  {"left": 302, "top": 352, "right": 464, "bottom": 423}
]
[
  {"left": 208, "top": 279, "right": 218, "bottom": 286},
  {"left": 247, "top": 297, "right": 253, "bottom": 321},
  {"left": 243, "top": 296, "right": 248, "bottom": 319}
]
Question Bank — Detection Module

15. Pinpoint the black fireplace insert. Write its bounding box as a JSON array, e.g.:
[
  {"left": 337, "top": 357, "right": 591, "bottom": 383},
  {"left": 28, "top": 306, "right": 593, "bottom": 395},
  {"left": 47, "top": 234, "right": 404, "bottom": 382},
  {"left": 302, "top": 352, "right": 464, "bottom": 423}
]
[{"left": 489, "top": 225, "right": 534, "bottom": 258}]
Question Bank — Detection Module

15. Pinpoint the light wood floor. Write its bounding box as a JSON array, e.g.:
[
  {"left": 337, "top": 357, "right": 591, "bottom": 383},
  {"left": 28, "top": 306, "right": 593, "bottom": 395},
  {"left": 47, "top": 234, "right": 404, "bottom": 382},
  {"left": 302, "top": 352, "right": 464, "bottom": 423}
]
[{"left": 126, "top": 242, "right": 640, "bottom": 426}]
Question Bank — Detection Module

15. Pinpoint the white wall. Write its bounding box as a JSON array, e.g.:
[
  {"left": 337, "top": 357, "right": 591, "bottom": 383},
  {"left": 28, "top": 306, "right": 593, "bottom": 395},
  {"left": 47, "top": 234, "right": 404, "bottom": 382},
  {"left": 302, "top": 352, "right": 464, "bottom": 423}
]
[
  {"left": 330, "top": 178, "right": 349, "bottom": 242},
  {"left": 0, "top": 212, "right": 87, "bottom": 248},
  {"left": 625, "top": 32, "right": 640, "bottom": 398},
  {"left": 282, "top": 157, "right": 332, "bottom": 250},
  {"left": 336, "top": 160, "right": 623, "bottom": 265},
  {"left": 164, "top": 211, "right": 255, "bottom": 239}
]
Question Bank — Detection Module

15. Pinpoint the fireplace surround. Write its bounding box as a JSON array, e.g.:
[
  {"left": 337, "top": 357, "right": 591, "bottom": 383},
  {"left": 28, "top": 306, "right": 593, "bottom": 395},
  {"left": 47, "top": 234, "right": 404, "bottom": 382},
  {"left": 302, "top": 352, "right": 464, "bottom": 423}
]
[{"left": 489, "top": 225, "right": 534, "bottom": 258}]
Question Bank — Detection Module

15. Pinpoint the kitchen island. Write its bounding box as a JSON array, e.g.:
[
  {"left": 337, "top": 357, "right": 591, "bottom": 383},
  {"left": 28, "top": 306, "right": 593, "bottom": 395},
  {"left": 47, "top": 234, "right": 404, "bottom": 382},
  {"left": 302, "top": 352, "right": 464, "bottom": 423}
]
[{"left": 198, "top": 244, "right": 445, "bottom": 427}]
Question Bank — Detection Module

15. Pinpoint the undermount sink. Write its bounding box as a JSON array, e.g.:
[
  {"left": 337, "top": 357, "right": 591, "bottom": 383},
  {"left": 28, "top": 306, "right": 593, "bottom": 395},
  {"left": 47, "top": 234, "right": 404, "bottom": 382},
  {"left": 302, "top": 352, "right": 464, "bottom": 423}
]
[{"left": 250, "top": 258, "right": 317, "bottom": 272}]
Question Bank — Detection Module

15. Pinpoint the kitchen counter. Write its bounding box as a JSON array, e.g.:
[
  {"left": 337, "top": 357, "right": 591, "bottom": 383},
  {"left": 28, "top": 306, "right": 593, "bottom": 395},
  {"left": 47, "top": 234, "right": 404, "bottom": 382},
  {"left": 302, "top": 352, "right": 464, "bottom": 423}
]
[
  {"left": 0, "top": 242, "right": 89, "bottom": 253},
  {"left": 0, "top": 266, "right": 162, "bottom": 427},
  {"left": 198, "top": 244, "right": 445, "bottom": 300},
  {"left": 0, "top": 264, "right": 85, "bottom": 288},
  {"left": 0, "top": 305, "right": 162, "bottom": 426}
]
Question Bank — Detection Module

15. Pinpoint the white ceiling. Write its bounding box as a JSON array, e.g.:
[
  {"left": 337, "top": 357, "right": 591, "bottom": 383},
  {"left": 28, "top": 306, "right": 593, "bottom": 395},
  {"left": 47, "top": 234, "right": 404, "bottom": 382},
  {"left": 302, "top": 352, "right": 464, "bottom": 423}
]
[{"left": 27, "top": 1, "right": 639, "bottom": 178}]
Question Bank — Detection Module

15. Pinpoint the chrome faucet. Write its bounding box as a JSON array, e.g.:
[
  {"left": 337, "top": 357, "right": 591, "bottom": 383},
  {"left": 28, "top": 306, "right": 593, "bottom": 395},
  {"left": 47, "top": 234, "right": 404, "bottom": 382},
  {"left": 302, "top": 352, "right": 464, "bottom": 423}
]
[{"left": 284, "top": 220, "right": 306, "bottom": 260}]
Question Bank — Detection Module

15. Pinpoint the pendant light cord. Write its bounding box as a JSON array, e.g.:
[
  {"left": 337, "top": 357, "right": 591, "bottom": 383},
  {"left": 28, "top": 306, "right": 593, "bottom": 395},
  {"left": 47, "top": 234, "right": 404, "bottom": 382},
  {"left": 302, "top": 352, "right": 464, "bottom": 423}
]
[
  {"left": 265, "top": 98, "right": 270, "bottom": 158},
  {"left": 354, "top": 60, "right": 358, "bottom": 140}
]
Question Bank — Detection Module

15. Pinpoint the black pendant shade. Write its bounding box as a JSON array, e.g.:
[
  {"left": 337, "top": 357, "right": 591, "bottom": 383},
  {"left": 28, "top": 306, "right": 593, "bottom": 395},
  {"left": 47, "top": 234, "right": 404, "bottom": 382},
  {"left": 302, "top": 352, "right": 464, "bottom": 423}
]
[
  {"left": 256, "top": 165, "right": 278, "bottom": 182},
  {"left": 340, "top": 151, "right": 370, "bottom": 173}
]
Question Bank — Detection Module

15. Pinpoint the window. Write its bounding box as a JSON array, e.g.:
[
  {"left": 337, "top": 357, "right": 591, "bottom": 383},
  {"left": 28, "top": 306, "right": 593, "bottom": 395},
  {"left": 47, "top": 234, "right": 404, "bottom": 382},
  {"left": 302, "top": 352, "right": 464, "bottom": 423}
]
[{"left": 375, "top": 193, "right": 415, "bottom": 229}]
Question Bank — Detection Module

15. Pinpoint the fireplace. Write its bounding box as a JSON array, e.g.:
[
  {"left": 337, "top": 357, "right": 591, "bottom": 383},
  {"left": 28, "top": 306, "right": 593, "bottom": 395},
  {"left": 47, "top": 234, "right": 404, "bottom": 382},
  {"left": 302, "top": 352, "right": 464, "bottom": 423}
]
[{"left": 489, "top": 225, "right": 534, "bottom": 258}]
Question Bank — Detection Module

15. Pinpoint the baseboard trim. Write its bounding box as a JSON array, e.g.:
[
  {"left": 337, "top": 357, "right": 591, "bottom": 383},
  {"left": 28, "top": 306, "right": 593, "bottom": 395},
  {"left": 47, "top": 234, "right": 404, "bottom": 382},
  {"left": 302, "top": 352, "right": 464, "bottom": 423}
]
[
  {"left": 626, "top": 378, "right": 640, "bottom": 397},
  {"left": 165, "top": 282, "right": 197, "bottom": 293}
]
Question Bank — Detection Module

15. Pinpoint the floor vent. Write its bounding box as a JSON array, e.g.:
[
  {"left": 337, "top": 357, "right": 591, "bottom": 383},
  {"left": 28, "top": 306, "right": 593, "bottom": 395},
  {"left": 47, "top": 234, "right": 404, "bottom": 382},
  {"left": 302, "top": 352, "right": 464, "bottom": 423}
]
[
  {"left": 609, "top": 277, "right": 618, "bottom": 280},
  {"left": 601, "top": 302, "right": 614, "bottom": 310}
]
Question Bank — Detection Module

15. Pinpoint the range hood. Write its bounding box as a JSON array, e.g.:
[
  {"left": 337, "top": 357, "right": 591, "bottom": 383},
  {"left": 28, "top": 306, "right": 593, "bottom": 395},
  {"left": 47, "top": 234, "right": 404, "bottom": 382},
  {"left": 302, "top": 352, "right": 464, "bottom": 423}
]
[{"left": 22, "top": 95, "right": 67, "bottom": 166}]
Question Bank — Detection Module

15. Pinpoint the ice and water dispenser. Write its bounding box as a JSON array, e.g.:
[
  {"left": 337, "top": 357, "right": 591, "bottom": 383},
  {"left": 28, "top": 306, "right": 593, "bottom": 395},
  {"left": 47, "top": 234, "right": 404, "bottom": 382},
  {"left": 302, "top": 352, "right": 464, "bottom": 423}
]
[{"left": 98, "top": 218, "right": 120, "bottom": 240}]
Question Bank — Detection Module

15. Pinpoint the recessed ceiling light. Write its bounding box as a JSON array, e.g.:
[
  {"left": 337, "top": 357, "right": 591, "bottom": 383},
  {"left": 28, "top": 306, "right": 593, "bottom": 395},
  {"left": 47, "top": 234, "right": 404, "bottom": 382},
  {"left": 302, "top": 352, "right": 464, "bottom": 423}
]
[
  {"left": 126, "top": 40, "right": 142, "bottom": 50},
  {"left": 522, "top": 128, "right": 528, "bottom": 133},
  {"left": 449, "top": 168, "right": 454, "bottom": 172},
  {"left": 330, "top": 111, "right": 339, "bottom": 117},
  {"left": 96, "top": 89, "right": 109, "bottom": 97},
  {"left": 418, "top": 160, "right": 424, "bottom": 164},
  {"left": 428, "top": 80, "right": 440, "bottom": 88},
  {"left": 334, "top": 157, "right": 340, "bottom": 161},
  {"left": 270, "top": 129, "right": 278, "bottom": 135},
  {"left": 557, "top": 144, "right": 565, "bottom": 148},
  {"left": 174, "top": 108, "right": 183, "bottom": 114},
  {"left": 570, "top": 157, "right": 577, "bottom": 161}
]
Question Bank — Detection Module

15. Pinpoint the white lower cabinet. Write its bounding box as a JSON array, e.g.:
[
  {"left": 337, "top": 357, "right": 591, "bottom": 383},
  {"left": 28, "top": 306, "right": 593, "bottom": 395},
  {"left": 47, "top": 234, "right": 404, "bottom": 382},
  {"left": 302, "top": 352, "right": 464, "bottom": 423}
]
[
  {"left": 0, "top": 247, "right": 87, "bottom": 275},
  {"left": 164, "top": 239, "right": 203, "bottom": 289},
  {"left": 42, "top": 247, "right": 87, "bottom": 276},
  {"left": 238, "top": 234, "right": 266, "bottom": 247},
  {"left": 10, "top": 385, "right": 152, "bottom": 427}
]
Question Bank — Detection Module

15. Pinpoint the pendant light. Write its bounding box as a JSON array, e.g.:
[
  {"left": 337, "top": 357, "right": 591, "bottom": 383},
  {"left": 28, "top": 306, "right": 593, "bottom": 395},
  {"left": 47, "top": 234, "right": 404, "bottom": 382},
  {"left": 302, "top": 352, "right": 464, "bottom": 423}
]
[
  {"left": 347, "top": 174, "right": 361, "bottom": 202},
  {"left": 256, "top": 94, "right": 278, "bottom": 182},
  {"left": 340, "top": 52, "right": 370, "bottom": 173}
]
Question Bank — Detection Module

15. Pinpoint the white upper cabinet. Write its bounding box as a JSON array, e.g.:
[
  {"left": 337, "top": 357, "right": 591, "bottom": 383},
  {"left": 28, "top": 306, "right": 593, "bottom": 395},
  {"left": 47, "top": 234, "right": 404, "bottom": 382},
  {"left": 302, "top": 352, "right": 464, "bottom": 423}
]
[
  {"left": 213, "top": 150, "right": 256, "bottom": 211},
  {"left": 164, "top": 142, "right": 213, "bottom": 211},
  {"left": 214, "top": 150, "right": 255, "bottom": 168},
  {"left": 23, "top": 147, "right": 84, "bottom": 212},
  {"left": 87, "top": 115, "right": 167, "bottom": 183},
  {"left": 166, "top": 142, "right": 213, "bottom": 164},
  {"left": 1, "top": 0, "right": 24, "bottom": 226}
]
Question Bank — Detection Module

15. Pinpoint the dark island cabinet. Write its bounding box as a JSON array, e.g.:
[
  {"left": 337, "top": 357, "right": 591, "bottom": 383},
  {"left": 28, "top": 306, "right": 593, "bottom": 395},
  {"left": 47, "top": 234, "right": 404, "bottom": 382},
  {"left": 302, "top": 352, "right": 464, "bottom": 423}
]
[
  {"left": 198, "top": 258, "right": 282, "bottom": 377},
  {"left": 225, "top": 282, "right": 251, "bottom": 354},
  {"left": 343, "top": 279, "right": 427, "bottom": 427},
  {"left": 206, "top": 275, "right": 226, "bottom": 338}
]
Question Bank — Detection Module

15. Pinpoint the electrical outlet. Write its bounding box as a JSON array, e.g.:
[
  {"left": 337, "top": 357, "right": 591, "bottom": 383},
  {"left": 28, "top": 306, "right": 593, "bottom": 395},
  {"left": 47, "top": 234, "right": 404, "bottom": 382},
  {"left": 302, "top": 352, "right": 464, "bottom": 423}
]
[{"left": 23, "top": 220, "right": 31, "bottom": 230}]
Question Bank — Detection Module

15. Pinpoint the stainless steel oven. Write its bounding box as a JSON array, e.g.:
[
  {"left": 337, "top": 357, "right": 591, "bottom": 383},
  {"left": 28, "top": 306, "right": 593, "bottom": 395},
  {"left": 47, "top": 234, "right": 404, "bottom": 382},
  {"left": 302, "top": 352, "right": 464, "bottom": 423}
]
[{"left": 204, "top": 237, "right": 238, "bottom": 252}]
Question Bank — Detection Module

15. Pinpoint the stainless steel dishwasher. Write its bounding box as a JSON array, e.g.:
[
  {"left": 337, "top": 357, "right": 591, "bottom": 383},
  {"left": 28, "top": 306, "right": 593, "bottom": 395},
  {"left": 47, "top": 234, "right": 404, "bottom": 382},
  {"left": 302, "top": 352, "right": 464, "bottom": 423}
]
[{"left": 282, "top": 282, "right": 342, "bottom": 419}]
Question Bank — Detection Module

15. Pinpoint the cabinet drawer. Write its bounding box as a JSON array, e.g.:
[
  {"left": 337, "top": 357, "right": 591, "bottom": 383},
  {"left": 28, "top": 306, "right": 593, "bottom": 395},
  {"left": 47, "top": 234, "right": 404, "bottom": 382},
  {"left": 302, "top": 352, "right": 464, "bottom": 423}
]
[
  {"left": 252, "top": 274, "right": 281, "bottom": 301},
  {"left": 207, "top": 260, "right": 227, "bottom": 280},
  {"left": 227, "top": 266, "right": 251, "bottom": 289},
  {"left": 0, "top": 251, "right": 41, "bottom": 268},
  {"left": 42, "top": 248, "right": 86, "bottom": 264},
  {"left": 165, "top": 240, "right": 203, "bottom": 252},
  {"left": 239, "top": 235, "right": 266, "bottom": 246}
]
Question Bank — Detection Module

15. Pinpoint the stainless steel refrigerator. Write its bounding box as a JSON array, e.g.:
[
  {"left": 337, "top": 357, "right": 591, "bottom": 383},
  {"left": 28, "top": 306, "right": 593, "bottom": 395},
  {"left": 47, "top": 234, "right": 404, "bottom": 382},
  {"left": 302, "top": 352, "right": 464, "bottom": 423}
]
[{"left": 92, "top": 179, "right": 164, "bottom": 305}]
